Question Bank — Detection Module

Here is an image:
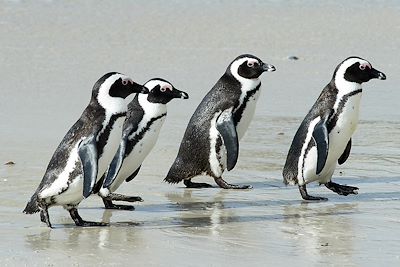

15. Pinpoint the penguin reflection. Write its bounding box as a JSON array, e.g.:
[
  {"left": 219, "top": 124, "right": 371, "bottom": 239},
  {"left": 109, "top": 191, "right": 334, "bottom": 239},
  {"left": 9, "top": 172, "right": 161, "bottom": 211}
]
[
  {"left": 282, "top": 203, "right": 358, "bottom": 262},
  {"left": 165, "top": 190, "right": 235, "bottom": 236}
]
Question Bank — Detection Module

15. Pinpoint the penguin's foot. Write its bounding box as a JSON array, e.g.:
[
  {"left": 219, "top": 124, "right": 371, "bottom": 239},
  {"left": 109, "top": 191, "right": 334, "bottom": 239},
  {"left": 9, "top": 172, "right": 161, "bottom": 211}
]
[
  {"left": 299, "top": 185, "right": 328, "bottom": 201},
  {"left": 39, "top": 207, "right": 52, "bottom": 228},
  {"left": 184, "top": 179, "right": 213, "bottom": 188},
  {"left": 106, "top": 193, "right": 143, "bottom": 203},
  {"left": 214, "top": 177, "right": 252, "bottom": 189},
  {"left": 69, "top": 208, "right": 108, "bottom": 227},
  {"left": 325, "top": 181, "right": 359, "bottom": 196},
  {"left": 102, "top": 198, "right": 135, "bottom": 211}
]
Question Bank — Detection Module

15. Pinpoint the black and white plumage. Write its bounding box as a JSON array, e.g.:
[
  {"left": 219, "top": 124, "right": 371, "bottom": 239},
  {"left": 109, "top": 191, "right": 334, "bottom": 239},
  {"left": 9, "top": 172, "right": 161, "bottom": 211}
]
[
  {"left": 95, "top": 78, "right": 188, "bottom": 210},
  {"left": 23, "top": 72, "right": 148, "bottom": 227},
  {"left": 283, "top": 57, "right": 386, "bottom": 200},
  {"left": 165, "top": 54, "right": 276, "bottom": 189}
]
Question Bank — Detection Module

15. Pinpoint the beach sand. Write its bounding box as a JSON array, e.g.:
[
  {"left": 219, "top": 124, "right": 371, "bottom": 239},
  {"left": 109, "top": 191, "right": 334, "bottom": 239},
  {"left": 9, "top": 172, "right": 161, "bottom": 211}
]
[{"left": 0, "top": 1, "right": 399, "bottom": 266}]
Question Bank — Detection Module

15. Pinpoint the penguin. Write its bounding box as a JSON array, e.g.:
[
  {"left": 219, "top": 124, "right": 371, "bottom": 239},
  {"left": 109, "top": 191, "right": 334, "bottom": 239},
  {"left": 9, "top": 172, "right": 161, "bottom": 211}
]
[
  {"left": 95, "top": 78, "right": 189, "bottom": 210},
  {"left": 283, "top": 57, "right": 386, "bottom": 201},
  {"left": 164, "top": 54, "right": 276, "bottom": 189},
  {"left": 23, "top": 72, "right": 148, "bottom": 227}
]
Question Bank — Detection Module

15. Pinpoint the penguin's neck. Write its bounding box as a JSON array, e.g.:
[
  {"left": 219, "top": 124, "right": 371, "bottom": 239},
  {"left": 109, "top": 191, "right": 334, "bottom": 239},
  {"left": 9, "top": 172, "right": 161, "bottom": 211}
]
[
  {"left": 332, "top": 76, "right": 363, "bottom": 113},
  {"left": 230, "top": 73, "right": 261, "bottom": 93},
  {"left": 334, "top": 75, "right": 362, "bottom": 96},
  {"left": 138, "top": 94, "right": 167, "bottom": 118}
]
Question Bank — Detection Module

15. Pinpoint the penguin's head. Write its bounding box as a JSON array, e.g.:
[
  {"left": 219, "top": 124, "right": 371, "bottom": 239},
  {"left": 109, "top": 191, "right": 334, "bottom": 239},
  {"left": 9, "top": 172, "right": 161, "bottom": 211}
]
[
  {"left": 229, "top": 54, "right": 276, "bottom": 81},
  {"left": 144, "top": 78, "right": 189, "bottom": 104},
  {"left": 335, "top": 57, "right": 386, "bottom": 85},
  {"left": 93, "top": 72, "right": 148, "bottom": 113}
]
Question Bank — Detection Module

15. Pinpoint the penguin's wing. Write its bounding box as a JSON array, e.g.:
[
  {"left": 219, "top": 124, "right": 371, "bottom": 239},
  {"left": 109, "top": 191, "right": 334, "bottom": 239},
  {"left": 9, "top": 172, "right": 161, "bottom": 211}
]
[
  {"left": 312, "top": 115, "right": 329, "bottom": 175},
  {"left": 216, "top": 109, "right": 239, "bottom": 171},
  {"left": 125, "top": 165, "right": 141, "bottom": 182},
  {"left": 78, "top": 135, "right": 98, "bottom": 198},
  {"left": 103, "top": 126, "right": 133, "bottom": 189},
  {"left": 338, "top": 139, "right": 352, "bottom": 165}
]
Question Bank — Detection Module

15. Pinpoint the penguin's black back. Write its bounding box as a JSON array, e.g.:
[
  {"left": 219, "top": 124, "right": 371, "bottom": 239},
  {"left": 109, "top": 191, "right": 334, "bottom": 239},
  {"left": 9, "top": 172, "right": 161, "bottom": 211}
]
[
  {"left": 27, "top": 103, "right": 106, "bottom": 201},
  {"left": 166, "top": 73, "right": 242, "bottom": 182}
]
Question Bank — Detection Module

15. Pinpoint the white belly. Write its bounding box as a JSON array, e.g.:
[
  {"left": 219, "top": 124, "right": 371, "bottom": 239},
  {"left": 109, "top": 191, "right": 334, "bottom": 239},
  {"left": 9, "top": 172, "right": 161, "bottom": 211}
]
[
  {"left": 108, "top": 117, "right": 165, "bottom": 192},
  {"left": 236, "top": 90, "right": 260, "bottom": 140},
  {"left": 302, "top": 94, "right": 361, "bottom": 184},
  {"left": 39, "top": 141, "right": 85, "bottom": 206},
  {"left": 52, "top": 175, "right": 84, "bottom": 206},
  {"left": 39, "top": 117, "right": 125, "bottom": 206}
]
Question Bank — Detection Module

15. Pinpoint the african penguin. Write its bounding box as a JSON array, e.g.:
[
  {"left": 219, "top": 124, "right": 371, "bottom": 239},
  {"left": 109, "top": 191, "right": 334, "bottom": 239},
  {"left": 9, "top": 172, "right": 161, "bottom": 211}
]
[
  {"left": 164, "top": 54, "right": 276, "bottom": 189},
  {"left": 23, "top": 72, "right": 148, "bottom": 227},
  {"left": 95, "top": 78, "right": 189, "bottom": 210},
  {"left": 283, "top": 56, "right": 386, "bottom": 201}
]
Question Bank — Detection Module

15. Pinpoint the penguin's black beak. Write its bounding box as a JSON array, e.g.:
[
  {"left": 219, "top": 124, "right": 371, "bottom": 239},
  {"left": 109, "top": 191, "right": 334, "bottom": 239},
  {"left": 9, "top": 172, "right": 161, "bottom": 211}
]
[
  {"left": 132, "top": 82, "right": 149, "bottom": 94},
  {"left": 172, "top": 88, "right": 189, "bottom": 99},
  {"left": 370, "top": 68, "right": 386, "bottom": 80},
  {"left": 262, "top": 63, "right": 276, "bottom": 72}
]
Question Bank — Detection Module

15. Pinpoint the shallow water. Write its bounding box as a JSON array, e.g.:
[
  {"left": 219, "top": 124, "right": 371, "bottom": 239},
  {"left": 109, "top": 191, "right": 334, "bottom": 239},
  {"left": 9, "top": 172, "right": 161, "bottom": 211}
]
[{"left": 0, "top": 1, "right": 400, "bottom": 266}]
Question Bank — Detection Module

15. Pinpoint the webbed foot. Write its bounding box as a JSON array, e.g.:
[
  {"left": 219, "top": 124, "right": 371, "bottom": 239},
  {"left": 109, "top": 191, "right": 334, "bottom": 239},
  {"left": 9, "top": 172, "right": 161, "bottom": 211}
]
[
  {"left": 214, "top": 177, "right": 252, "bottom": 189},
  {"left": 325, "top": 181, "right": 359, "bottom": 196},
  {"left": 299, "top": 185, "right": 328, "bottom": 201},
  {"left": 184, "top": 179, "right": 213, "bottom": 188},
  {"left": 69, "top": 208, "right": 108, "bottom": 227}
]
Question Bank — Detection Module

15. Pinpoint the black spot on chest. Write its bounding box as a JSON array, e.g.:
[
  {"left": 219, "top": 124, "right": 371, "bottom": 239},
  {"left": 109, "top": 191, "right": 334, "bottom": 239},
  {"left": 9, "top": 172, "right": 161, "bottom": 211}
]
[
  {"left": 125, "top": 114, "right": 166, "bottom": 155},
  {"left": 327, "top": 89, "right": 362, "bottom": 132},
  {"left": 97, "top": 114, "right": 126, "bottom": 156},
  {"left": 233, "top": 83, "right": 260, "bottom": 125}
]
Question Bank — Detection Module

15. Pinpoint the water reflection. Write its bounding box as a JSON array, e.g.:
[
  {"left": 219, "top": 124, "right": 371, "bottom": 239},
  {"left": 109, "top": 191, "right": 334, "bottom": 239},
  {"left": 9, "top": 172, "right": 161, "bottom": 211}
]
[
  {"left": 165, "top": 189, "right": 232, "bottom": 237},
  {"left": 282, "top": 202, "right": 358, "bottom": 265},
  {"left": 25, "top": 212, "right": 142, "bottom": 253}
]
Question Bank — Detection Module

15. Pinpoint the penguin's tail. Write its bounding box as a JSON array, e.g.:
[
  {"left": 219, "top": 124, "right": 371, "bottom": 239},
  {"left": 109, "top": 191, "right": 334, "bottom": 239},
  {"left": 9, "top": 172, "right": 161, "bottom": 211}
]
[
  {"left": 164, "top": 159, "right": 186, "bottom": 184},
  {"left": 164, "top": 170, "right": 183, "bottom": 184},
  {"left": 23, "top": 194, "right": 40, "bottom": 214},
  {"left": 282, "top": 167, "right": 298, "bottom": 186}
]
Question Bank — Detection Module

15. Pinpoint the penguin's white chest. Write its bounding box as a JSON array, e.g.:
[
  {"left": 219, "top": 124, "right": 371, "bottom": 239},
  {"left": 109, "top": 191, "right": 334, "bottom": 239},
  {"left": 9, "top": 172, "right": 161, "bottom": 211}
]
[
  {"left": 109, "top": 117, "right": 165, "bottom": 192},
  {"left": 97, "top": 116, "right": 126, "bottom": 179},
  {"left": 328, "top": 94, "right": 361, "bottom": 160},
  {"left": 235, "top": 89, "right": 260, "bottom": 140},
  {"left": 302, "top": 93, "right": 362, "bottom": 184}
]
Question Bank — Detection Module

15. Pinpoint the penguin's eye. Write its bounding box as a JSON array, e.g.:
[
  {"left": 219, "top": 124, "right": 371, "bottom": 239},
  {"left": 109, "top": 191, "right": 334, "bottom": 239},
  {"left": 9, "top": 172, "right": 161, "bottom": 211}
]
[
  {"left": 359, "top": 63, "right": 371, "bottom": 71},
  {"left": 247, "top": 62, "right": 254, "bottom": 68},
  {"left": 160, "top": 85, "right": 172, "bottom": 92},
  {"left": 122, "top": 78, "right": 133, "bottom": 86}
]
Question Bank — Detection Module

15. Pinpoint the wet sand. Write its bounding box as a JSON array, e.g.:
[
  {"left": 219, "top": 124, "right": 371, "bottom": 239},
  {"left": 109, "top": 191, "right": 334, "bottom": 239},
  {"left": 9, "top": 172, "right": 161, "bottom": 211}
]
[{"left": 1, "top": 1, "right": 400, "bottom": 266}]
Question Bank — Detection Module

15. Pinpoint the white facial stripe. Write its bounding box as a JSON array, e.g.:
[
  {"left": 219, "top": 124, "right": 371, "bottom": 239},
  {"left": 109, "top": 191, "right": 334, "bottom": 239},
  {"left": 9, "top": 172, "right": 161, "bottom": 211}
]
[
  {"left": 144, "top": 79, "right": 172, "bottom": 93},
  {"left": 97, "top": 73, "right": 132, "bottom": 114},
  {"left": 247, "top": 58, "right": 258, "bottom": 66},
  {"left": 335, "top": 57, "right": 371, "bottom": 85},
  {"left": 230, "top": 57, "right": 261, "bottom": 91},
  {"left": 334, "top": 58, "right": 366, "bottom": 111}
]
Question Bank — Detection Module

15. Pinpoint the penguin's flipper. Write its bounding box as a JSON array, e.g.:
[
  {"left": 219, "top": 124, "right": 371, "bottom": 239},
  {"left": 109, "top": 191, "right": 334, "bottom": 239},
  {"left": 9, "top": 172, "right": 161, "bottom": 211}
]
[
  {"left": 103, "top": 136, "right": 128, "bottom": 189},
  {"left": 125, "top": 165, "right": 141, "bottom": 182},
  {"left": 216, "top": 109, "right": 239, "bottom": 171},
  {"left": 312, "top": 116, "right": 329, "bottom": 175},
  {"left": 78, "top": 135, "right": 98, "bottom": 198},
  {"left": 338, "top": 139, "right": 352, "bottom": 165}
]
